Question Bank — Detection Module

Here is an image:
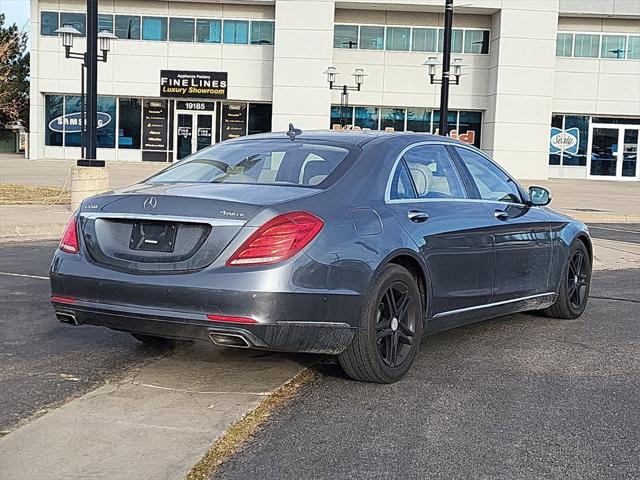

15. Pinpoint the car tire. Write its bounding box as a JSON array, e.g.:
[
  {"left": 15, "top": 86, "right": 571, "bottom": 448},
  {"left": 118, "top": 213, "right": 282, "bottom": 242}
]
[
  {"left": 542, "top": 240, "right": 592, "bottom": 319},
  {"left": 339, "top": 264, "right": 423, "bottom": 383},
  {"left": 131, "top": 333, "right": 190, "bottom": 349}
]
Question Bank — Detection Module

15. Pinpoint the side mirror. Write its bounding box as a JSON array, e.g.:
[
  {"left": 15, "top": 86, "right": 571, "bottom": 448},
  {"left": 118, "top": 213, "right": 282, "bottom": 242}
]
[{"left": 528, "top": 186, "right": 552, "bottom": 206}]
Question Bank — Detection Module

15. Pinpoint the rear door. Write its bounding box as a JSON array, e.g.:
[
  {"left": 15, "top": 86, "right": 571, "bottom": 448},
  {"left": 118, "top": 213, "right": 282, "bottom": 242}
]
[
  {"left": 451, "top": 146, "right": 553, "bottom": 302},
  {"left": 385, "top": 142, "right": 495, "bottom": 316}
]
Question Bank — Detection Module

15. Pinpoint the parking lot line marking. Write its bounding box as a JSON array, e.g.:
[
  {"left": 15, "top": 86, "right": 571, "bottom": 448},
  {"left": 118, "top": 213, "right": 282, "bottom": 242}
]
[
  {"left": 589, "top": 225, "right": 640, "bottom": 234},
  {"left": 0, "top": 271, "right": 49, "bottom": 280}
]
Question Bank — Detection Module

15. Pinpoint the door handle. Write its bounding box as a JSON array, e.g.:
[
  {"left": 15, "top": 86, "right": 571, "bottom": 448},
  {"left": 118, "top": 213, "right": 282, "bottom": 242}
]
[
  {"left": 408, "top": 210, "right": 429, "bottom": 223},
  {"left": 494, "top": 209, "right": 509, "bottom": 221}
]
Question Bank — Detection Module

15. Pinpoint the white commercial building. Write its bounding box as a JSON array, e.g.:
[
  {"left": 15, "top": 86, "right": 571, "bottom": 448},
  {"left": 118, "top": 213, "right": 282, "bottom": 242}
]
[{"left": 29, "top": 0, "right": 640, "bottom": 180}]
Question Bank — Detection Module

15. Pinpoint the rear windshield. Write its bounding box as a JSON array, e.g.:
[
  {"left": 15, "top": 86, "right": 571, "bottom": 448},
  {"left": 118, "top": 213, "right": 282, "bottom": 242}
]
[{"left": 148, "top": 141, "right": 352, "bottom": 188}]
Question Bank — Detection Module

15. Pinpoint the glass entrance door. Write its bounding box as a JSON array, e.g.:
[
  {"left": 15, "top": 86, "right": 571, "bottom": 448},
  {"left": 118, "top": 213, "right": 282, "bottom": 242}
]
[
  {"left": 175, "top": 112, "right": 215, "bottom": 161},
  {"left": 590, "top": 124, "right": 640, "bottom": 180}
]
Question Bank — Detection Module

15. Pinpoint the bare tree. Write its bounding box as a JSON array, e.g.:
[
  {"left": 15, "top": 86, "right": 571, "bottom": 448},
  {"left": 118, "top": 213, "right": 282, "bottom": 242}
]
[{"left": 0, "top": 13, "right": 29, "bottom": 130}]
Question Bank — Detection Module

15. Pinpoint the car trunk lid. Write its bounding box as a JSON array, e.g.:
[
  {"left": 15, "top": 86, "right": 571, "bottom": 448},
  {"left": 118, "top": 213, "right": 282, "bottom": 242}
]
[{"left": 79, "top": 182, "right": 319, "bottom": 273}]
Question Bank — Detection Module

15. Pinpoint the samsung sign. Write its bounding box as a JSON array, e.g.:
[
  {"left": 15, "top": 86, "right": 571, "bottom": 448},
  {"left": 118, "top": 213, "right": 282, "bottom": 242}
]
[
  {"left": 48, "top": 112, "right": 112, "bottom": 133},
  {"left": 160, "top": 70, "right": 228, "bottom": 100}
]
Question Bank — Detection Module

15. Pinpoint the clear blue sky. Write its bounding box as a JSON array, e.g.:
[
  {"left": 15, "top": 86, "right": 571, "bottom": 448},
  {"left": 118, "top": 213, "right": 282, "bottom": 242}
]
[{"left": 1, "top": 0, "right": 30, "bottom": 30}]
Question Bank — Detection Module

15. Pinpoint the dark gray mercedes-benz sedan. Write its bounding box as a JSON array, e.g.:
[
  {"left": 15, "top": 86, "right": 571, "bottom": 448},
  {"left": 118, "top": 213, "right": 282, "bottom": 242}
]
[{"left": 50, "top": 131, "right": 592, "bottom": 383}]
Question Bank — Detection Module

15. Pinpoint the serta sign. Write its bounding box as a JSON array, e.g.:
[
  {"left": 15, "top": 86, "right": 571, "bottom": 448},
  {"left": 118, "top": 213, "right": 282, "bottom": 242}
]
[
  {"left": 160, "top": 70, "right": 228, "bottom": 99},
  {"left": 48, "top": 112, "right": 112, "bottom": 133},
  {"left": 550, "top": 127, "right": 579, "bottom": 155}
]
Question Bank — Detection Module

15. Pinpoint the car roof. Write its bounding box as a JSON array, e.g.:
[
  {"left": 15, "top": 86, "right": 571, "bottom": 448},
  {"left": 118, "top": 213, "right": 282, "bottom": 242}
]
[{"left": 230, "top": 130, "right": 464, "bottom": 148}]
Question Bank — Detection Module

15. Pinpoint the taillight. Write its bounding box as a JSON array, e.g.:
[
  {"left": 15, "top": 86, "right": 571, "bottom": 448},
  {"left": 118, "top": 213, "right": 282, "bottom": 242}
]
[
  {"left": 51, "top": 295, "right": 76, "bottom": 304},
  {"left": 226, "top": 211, "right": 324, "bottom": 266},
  {"left": 59, "top": 215, "right": 79, "bottom": 254}
]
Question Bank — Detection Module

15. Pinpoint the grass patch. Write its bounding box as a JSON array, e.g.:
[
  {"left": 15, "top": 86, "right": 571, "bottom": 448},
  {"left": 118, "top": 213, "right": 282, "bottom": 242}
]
[
  {"left": 185, "top": 368, "right": 316, "bottom": 480},
  {"left": 0, "top": 184, "right": 70, "bottom": 205}
]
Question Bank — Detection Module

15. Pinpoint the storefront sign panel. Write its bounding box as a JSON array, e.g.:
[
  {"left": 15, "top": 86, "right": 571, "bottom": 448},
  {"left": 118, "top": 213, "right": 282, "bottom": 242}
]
[
  {"left": 48, "top": 112, "right": 111, "bottom": 133},
  {"left": 550, "top": 127, "right": 579, "bottom": 155},
  {"left": 160, "top": 71, "right": 228, "bottom": 100},
  {"left": 221, "top": 103, "right": 247, "bottom": 141},
  {"left": 142, "top": 100, "right": 169, "bottom": 151}
]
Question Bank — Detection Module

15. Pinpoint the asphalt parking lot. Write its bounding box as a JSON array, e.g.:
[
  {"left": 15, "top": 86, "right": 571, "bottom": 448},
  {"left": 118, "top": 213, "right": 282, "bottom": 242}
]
[
  {"left": 0, "top": 241, "right": 159, "bottom": 433},
  {"left": 0, "top": 226, "right": 638, "bottom": 479},
  {"left": 216, "top": 266, "right": 640, "bottom": 480}
]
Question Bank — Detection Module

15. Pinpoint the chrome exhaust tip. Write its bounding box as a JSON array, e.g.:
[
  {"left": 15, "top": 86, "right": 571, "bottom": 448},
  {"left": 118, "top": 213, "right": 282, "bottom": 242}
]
[
  {"left": 209, "top": 331, "right": 251, "bottom": 349},
  {"left": 56, "top": 312, "right": 79, "bottom": 326}
]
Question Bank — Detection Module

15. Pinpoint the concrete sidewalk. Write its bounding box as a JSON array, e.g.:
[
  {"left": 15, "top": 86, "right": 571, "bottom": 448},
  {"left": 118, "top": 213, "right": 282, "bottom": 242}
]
[{"left": 0, "top": 345, "right": 306, "bottom": 480}]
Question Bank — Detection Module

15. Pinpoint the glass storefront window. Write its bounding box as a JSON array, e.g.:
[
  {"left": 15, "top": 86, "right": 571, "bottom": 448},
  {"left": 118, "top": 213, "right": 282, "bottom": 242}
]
[
  {"left": 438, "top": 29, "right": 463, "bottom": 53},
  {"left": 549, "top": 115, "right": 563, "bottom": 165},
  {"left": 115, "top": 15, "right": 141, "bottom": 40},
  {"left": 601, "top": 35, "right": 627, "bottom": 59},
  {"left": 248, "top": 103, "right": 273, "bottom": 135},
  {"left": 412, "top": 28, "right": 437, "bottom": 52},
  {"left": 98, "top": 14, "right": 114, "bottom": 33},
  {"left": 118, "top": 98, "right": 141, "bottom": 149},
  {"left": 196, "top": 19, "right": 221, "bottom": 43},
  {"left": 45, "top": 95, "right": 64, "bottom": 146},
  {"left": 360, "top": 26, "right": 384, "bottom": 50},
  {"left": 64, "top": 96, "right": 82, "bottom": 147},
  {"left": 223, "top": 20, "right": 249, "bottom": 44},
  {"left": 142, "top": 17, "right": 167, "bottom": 41},
  {"left": 563, "top": 116, "right": 588, "bottom": 166},
  {"left": 386, "top": 27, "right": 411, "bottom": 52},
  {"left": 556, "top": 33, "right": 573, "bottom": 57},
  {"left": 432, "top": 110, "right": 458, "bottom": 134},
  {"left": 250, "top": 21, "right": 274, "bottom": 45},
  {"left": 60, "top": 12, "right": 86, "bottom": 36},
  {"left": 380, "top": 108, "right": 405, "bottom": 131},
  {"left": 406, "top": 108, "right": 431, "bottom": 132},
  {"left": 354, "top": 107, "right": 379, "bottom": 129},
  {"left": 574, "top": 34, "right": 600, "bottom": 58},
  {"left": 457, "top": 111, "right": 482, "bottom": 147},
  {"left": 330, "top": 106, "right": 354, "bottom": 128},
  {"left": 41, "top": 12, "right": 59, "bottom": 36},
  {"left": 464, "top": 30, "right": 489, "bottom": 54},
  {"left": 629, "top": 36, "right": 640, "bottom": 60},
  {"left": 169, "top": 18, "right": 195, "bottom": 42},
  {"left": 97, "top": 97, "right": 117, "bottom": 148},
  {"left": 334, "top": 25, "right": 358, "bottom": 49}
]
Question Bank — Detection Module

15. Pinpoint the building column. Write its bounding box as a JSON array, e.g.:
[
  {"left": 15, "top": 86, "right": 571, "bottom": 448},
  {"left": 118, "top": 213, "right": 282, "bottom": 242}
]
[
  {"left": 271, "top": 0, "right": 335, "bottom": 132},
  {"left": 28, "top": 0, "right": 43, "bottom": 160},
  {"left": 483, "top": 1, "right": 559, "bottom": 180}
]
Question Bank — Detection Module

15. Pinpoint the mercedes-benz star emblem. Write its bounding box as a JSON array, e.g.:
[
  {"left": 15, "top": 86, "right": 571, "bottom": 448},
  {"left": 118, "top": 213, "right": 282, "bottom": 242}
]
[{"left": 143, "top": 196, "right": 158, "bottom": 211}]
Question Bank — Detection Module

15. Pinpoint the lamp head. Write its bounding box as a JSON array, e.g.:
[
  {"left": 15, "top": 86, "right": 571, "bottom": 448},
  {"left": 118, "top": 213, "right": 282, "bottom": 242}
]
[
  {"left": 323, "top": 66, "right": 339, "bottom": 84},
  {"left": 351, "top": 68, "right": 367, "bottom": 86},
  {"left": 55, "top": 26, "right": 82, "bottom": 48},
  {"left": 423, "top": 56, "right": 439, "bottom": 76},
  {"left": 452, "top": 58, "right": 464, "bottom": 77},
  {"left": 98, "top": 30, "right": 118, "bottom": 53}
]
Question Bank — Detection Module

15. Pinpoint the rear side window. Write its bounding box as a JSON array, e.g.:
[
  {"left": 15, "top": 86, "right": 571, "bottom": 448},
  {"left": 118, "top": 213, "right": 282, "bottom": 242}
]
[
  {"left": 402, "top": 144, "right": 466, "bottom": 199},
  {"left": 148, "top": 142, "right": 351, "bottom": 188},
  {"left": 454, "top": 147, "right": 522, "bottom": 204}
]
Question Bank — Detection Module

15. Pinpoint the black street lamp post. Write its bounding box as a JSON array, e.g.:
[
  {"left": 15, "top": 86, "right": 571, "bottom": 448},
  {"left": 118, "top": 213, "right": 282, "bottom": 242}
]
[
  {"left": 424, "top": 0, "right": 464, "bottom": 137},
  {"left": 55, "top": 0, "right": 116, "bottom": 167},
  {"left": 324, "top": 67, "right": 367, "bottom": 127}
]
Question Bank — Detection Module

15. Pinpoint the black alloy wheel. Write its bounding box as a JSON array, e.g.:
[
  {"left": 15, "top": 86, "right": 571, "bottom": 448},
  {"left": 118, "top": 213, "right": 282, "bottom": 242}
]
[
  {"left": 542, "top": 240, "right": 591, "bottom": 319},
  {"left": 376, "top": 283, "right": 416, "bottom": 368},
  {"left": 567, "top": 249, "right": 589, "bottom": 310},
  {"left": 339, "top": 264, "right": 423, "bottom": 383}
]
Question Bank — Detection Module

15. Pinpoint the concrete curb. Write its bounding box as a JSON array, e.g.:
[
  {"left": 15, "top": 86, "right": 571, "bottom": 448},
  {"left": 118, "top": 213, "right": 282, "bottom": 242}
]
[{"left": 0, "top": 223, "right": 67, "bottom": 241}]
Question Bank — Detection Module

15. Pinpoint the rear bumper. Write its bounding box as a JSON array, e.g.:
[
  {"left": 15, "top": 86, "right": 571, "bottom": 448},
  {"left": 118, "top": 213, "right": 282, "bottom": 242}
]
[{"left": 52, "top": 300, "right": 356, "bottom": 355}]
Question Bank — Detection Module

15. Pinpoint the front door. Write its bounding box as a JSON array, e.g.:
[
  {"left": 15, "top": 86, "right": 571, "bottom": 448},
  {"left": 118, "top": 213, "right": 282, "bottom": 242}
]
[
  {"left": 175, "top": 112, "right": 215, "bottom": 161},
  {"left": 452, "top": 146, "right": 553, "bottom": 302},
  {"left": 589, "top": 124, "right": 640, "bottom": 180}
]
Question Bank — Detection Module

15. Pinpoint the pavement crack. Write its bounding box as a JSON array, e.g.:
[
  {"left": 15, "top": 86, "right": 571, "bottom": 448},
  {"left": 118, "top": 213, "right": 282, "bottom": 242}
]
[{"left": 590, "top": 295, "right": 640, "bottom": 305}]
